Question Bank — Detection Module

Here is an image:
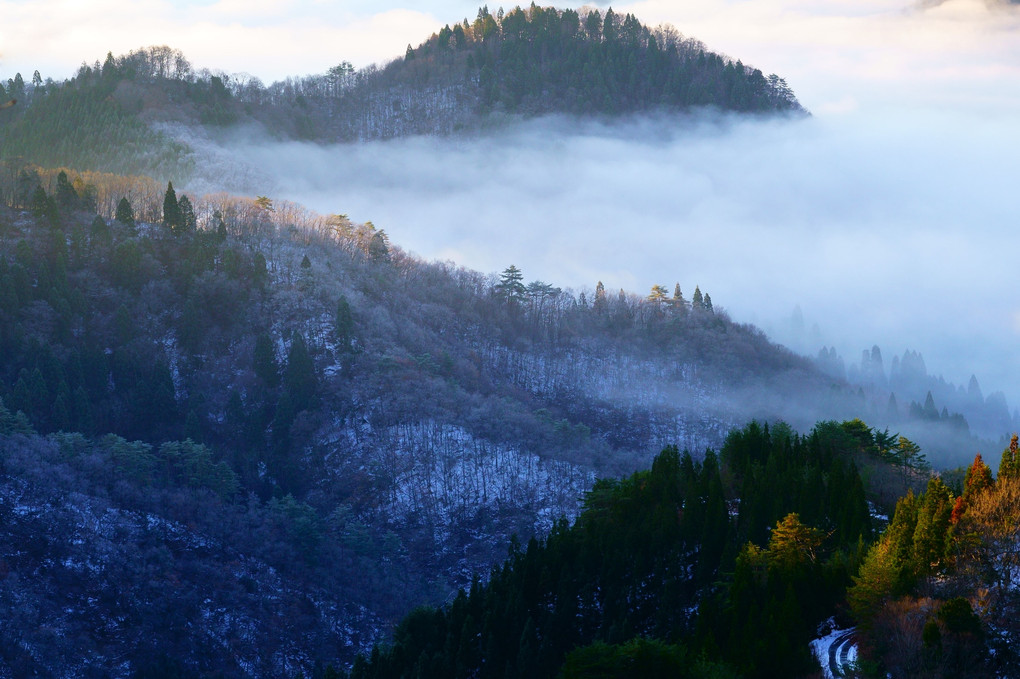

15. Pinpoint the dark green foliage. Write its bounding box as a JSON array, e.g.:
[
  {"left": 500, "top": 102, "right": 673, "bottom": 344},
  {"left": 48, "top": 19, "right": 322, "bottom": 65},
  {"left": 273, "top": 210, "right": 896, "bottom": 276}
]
[
  {"left": 923, "top": 617, "right": 942, "bottom": 650},
  {"left": 162, "top": 181, "right": 181, "bottom": 233},
  {"left": 158, "top": 439, "right": 239, "bottom": 499},
  {"left": 335, "top": 295, "right": 354, "bottom": 350},
  {"left": 0, "top": 195, "right": 932, "bottom": 677},
  {"left": 115, "top": 196, "right": 135, "bottom": 228},
  {"left": 252, "top": 251, "right": 268, "bottom": 287},
  {"left": 0, "top": 59, "right": 192, "bottom": 178},
  {"left": 721, "top": 420, "right": 872, "bottom": 549},
  {"left": 177, "top": 194, "right": 196, "bottom": 234},
  {"left": 560, "top": 638, "right": 736, "bottom": 679},
  {"left": 0, "top": 202, "right": 270, "bottom": 444},
  {"left": 353, "top": 445, "right": 734, "bottom": 678},
  {"left": 0, "top": 396, "right": 34, "bottom": 435},
  {"left": 0, "top": 9, "right": 802, "bottom": 181},
  {"left": 368, "top": 231, "right": 390, "bottom": 263},
  {"left": 212, "top": 210, "right": 227, "bottom": 242},
  {"left": 29, "top": 185, "right": 57, "bottom": 224},
  {"left": 284, "top": 333, "right": 317, "bottom": 411},
  {"left": 54, "top": 170, "right": 79, "bottom": 212},
  {"left": 495, "top": 264, "right": 526, "bottom": 303},
  {"left": 407, "top": 6, "right": 803, "bottom": 117},
  {"left": 692, "top": 286, "right": 704, "bottom": 309},
  {"left": 355, "top": 421, "right": 874, "bottom": 678},
  {"left": 911, "top": 477, "right": 953, "bottom": 575},
  {"left": 253, "top": 332, "right": 280, "bottom": 387},
  {"left": 269, "top": 493, "right": 323, "bottom": 557},
  {"left": 938, "top": 597, "right": 981, "bottom": 636},
  {"left": 999, "top": 433, "right": 1019, "bottom": 479}
]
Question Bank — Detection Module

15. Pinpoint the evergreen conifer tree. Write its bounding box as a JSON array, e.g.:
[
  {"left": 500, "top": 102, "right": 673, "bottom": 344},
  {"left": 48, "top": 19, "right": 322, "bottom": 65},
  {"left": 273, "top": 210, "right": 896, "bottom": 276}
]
[
  {"left": 647, "top": 284, "right": 668, "bottom": 303},
  {"left": 284, "top": 333, "right": 317, "bottom": 411},
  {"left": 115, "top": 197, "right": 135, "bottom": 228},
  {"left": 495, "top": 265, "right": 527, "bottom": 303},
  {"left": 671, "top": 283, "right": 685, "bottom": 309},
  {"left": 162, "top": 181, "right": 182, "bottom": 234},
  {"left": 253, "top": 333, "right": 280, "bottom": 387},
  {"left": 54, "top": 171, "right": 79, "bottom": 212},
  {"left": 368, "top": 231, "right": 390, "bottom": 263},
  {"left": 692, "top": 285, "right": 704, "bottom": 309},
  {"left": 593, "top": 281, "right": 607, "bottom": 313},
  {"left": 177, "top": 194, "right": 197, "bottom": 234},
  {"left": 335, "top": 296, "right": 354, "bottom": 349},
  {"left": 29, "top": 185, "right": 51, "bottom": 219},
  {"left": 213, "top": 210, "right": 227, "bottom": 242},
  {"left": 999, "top": 434, "right": 1020, "bottom": 480}
]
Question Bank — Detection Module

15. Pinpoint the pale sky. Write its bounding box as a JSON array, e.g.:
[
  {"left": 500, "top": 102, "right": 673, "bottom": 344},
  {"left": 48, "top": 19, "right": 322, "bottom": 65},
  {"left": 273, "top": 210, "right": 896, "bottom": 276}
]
[{"left": 2, "top": 0, "right": 1020, "bottom": 113}]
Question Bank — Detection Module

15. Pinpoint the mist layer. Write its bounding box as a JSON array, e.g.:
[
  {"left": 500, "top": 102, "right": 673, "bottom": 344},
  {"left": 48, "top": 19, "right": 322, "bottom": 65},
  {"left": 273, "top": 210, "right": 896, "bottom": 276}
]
[{"left": 212, "top": 107, "right": 1020, "bottom": 407}]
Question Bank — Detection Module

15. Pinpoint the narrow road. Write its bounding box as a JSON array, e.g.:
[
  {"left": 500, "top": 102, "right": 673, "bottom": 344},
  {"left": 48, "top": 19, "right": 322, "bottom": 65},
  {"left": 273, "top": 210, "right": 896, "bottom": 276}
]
[{"left": 828, "top": 629, "right": 856, "bottom": 678}]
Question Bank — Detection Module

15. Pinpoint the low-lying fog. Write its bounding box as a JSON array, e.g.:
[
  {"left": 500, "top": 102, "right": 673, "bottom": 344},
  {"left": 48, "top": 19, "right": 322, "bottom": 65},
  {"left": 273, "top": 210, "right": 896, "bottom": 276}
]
[{"left": 212, "top": 106, "right": 1020, "bottom": 408}]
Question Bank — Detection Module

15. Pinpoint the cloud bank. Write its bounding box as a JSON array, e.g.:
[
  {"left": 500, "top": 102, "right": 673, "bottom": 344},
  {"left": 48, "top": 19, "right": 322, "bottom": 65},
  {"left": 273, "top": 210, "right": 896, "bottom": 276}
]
[{"left": 215, "top": 105, "right": 1020, "bottom": 408}]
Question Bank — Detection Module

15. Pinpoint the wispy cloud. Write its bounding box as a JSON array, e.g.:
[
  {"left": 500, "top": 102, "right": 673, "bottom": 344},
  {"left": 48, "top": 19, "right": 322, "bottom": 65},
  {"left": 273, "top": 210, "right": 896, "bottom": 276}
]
[
  {"left": 0, "top": 0, "right": 473, "bottom": 81},
  {"left": 212, "top": 104, "right": 1020, "bottom": 406}
]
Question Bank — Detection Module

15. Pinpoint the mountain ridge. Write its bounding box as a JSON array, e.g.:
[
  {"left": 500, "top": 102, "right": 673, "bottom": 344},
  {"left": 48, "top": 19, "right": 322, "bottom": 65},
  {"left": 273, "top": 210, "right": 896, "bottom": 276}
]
[{"left": 0, "top": 5, "right": 804, "bottom": 181}]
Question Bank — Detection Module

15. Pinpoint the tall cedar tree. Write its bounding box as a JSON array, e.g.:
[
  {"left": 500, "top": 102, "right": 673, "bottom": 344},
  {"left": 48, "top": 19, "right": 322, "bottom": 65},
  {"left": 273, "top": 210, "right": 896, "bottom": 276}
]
[
  {"left": 162, "top": 181, "right": 182, "bottom": 234},
  {"left": 335, "top": 296, "right": 354, "bottom": 349},
  {"left": 284, "top": 333, "right": 317, "bottom": 411},
  {"left": 177, "top": 194, "right": 197, "bottom": 234},
  {"left": 115, "top": 197, "right": 135, "bottom": 227}
]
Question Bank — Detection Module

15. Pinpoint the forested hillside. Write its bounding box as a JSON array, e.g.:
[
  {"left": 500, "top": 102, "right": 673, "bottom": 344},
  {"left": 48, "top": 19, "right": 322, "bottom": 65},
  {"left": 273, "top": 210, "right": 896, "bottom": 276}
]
[
  {"left": 814, "top": 344, "right": 1019, "bottom": 446},
  {"left": 343, "top": 423, "right": 1020, "bottom": 679},
  {"left": 305, "top": 4, "right": 803, "bottom": 140},
  {"left": 340, "top": 418, "right": 943, "bottom": 678},
  {"left": 2, "top": 8, "right": 1016, "bottom": 676},
  {"left": 0, "top": 52, "right": 195, "bottom": 179},
  {"left": 0, "top": 5, "right": 804, "bottom": 182},
  {"left": 336, "top": 422, "right": 1020, "bottom": 679},
  {"left": 3, "top": 160, "right": 1012, "bottom": 676},
  {"left": 0, "top": 155, "right": 921, "bottom": 675}
]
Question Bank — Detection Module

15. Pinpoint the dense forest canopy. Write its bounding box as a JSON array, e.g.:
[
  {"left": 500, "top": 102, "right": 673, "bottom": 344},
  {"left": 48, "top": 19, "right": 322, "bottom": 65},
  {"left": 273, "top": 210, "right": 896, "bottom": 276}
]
[{"left": 347, "top": 418, "right": 881, "bottom": 679}]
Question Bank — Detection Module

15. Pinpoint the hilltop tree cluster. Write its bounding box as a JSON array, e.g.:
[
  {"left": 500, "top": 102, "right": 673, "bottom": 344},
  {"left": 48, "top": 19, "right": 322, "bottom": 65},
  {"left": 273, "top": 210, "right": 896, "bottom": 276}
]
[
  {"left": 0, "top": 46, "right": 195, "bottom": 179},
  {"left": 0, "top": 6, "right": 805, "bottom": 182},
  {"left": 403, "top": 5, "right": 801, "bottom": 116}
]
